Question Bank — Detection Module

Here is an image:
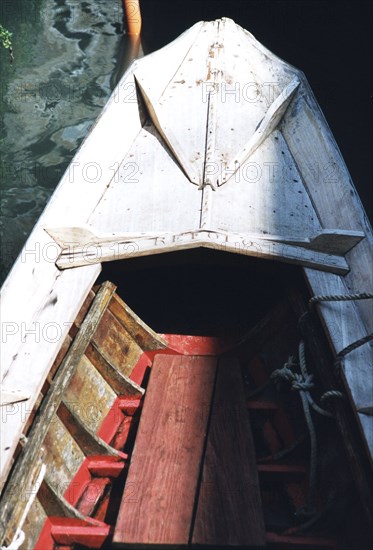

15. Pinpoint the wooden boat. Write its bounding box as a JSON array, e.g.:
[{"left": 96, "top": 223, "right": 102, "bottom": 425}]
[{"left": 1, "top": 18, "right": 372, "bottom": 549}]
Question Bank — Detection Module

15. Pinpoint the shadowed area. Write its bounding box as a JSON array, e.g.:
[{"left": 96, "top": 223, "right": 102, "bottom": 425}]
[{"left": 98, "top": 249, "right": 304, "bottom": 336}]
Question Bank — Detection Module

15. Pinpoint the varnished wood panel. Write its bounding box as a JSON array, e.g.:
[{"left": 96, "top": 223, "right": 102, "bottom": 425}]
[
  {"left": 113, "top": 354, "right": 217, "bottom": 547},
  {"left": 63, "top": 355, "right": 116, "bottom": 433},
  {"left": 92, "top": 308, "right": 143, "bottom": 378},
  {"left": 192, "top": 357, "right": 265, "bottom": 547}
]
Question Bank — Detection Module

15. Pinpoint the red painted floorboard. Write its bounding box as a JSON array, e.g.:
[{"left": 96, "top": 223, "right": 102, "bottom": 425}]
[
  {"left": 192, "top": 357, "right": 266, "bottom": 547},
  {"left": 113, "top": 354, "right": 217, "bottom": 547}
]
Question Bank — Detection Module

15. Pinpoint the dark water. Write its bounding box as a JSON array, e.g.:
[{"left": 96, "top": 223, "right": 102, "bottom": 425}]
[
  {"left": 0, "top": 0, "right": 130, "bottom": 284},
  {"left": 0, "top": 0, "right": 371, "bottom": 286}
]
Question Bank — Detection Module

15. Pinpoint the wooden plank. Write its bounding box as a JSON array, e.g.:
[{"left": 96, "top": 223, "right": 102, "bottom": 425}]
[
  {"left": 210, "top": 129, "right": 321, "bottom": 241},
  {"left": 0, "top": 264, "right": 100, "bottom": 491},
  {"left": 221, "top": 78, "right": 300, "bottom": 185},
  {"left": 50, "top": 520, "right": 112, "bottom": 548},
  {"left": 86, "top": 343, "right": 145, "bottom": 397},
  {"left": 52, "top": 227, "right": 352, "bottom": 274},
  {"left": 192, "top": 357, "right": 265, "bottom": 547},
  {"left": 38, "top": 476, "right": 87, "bottom": 521},
  {"left": 1, "top": 448, "right": 46, "bottom": 547},
  {"left": 132, "top": 21, "right": 214, "bottom": 186},
  {"left": 41, "top": 415, "right": 85, "bottom": 500},
  {"left": 113, "top": 354, "right": 217, "bottom": 547},
  {"left": 278, "top": 68, "right": 373, "bottom": 459},
  {"left": 109, "top": 293, "right": 167, "bottom": 352},
  {"left": 0, "top": 53, "right": 144, "bottom": 378},
  {"left": 21, "top": 498, "right": 48, "bottom": 550},
  {"left": 0, "top": 282, "right": 116, "bottom": 545},
  {"left": 304, "top": 269, "right": 373, "bottom": 460},
  {"left": 57, "top": 400, "right": 122, "bottom": 457},
  {"left": 206, "top": 18, "right": 297, "bottom": 188},
  {"left": 92, "top": 308, "right": 144, "bottom": 379},
  {"left": 63, "top": 354, "right": 117, "bottom": 433},
  {"left": 1, "top": 32, "right": 187, "bottom": 487},
  {"left": 281, "top": 88, "right": 373, "bottom": 333}
]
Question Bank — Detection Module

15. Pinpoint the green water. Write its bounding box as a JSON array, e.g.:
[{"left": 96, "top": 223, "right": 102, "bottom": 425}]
[{"left": 0, "top": 0, "right": 130, "bottom": 284}]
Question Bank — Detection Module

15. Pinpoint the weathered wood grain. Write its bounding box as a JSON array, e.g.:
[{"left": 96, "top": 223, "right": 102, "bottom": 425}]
[
  {"left": 57, "top": 400, "right": 121, "bottom": 457},
  {"left": 1, "top": 17, "right": 372, "bottom": 543},
  {"left": 0, "top": 50, "right": 146, "bottom": 389},
  {"left": 113, "top": 354, "right": 217, "bottom": 547},
  {"left": 21, "top": 497, "right": 47, "bottom": 550},
  {"left": 192, "top": 357, "right": 265, "bottom": 547},
  {"left": 282, "top": 88, "right": 373, "bottom": 333},
  {"left": 0, "top": 264, "right": 100, "bottom": 490},
  {"left": 0, "top": 282, "right": 115, "bottom": 544},
  {"left": 0, "top": 49, "right": 150, "bottom": 488},
  {"left": 221, "top": 78, "right": 300, "bottom": 185},
  {"left": 92, "top": 308, "right": 143, "bottom": 379},
  {"left": 38, "top": 475, "right": 87, "bottom": 521},
  {"left": 1, "top": 448, "right": 46, "bottom": 547},
  {"left": 51, "top": 227, "right": 354, "bottom": 274},
  {"left": 63, "top": 354, "right": 116, "bottom": 433},
  {"left": 41, "top": 415, "right": 85, "bottom": 498},
  {"left": 281, "top": 80, "right": 373, "bottom": 462},
  {"left": 109, "top": 293, "right": 167, "bottom": 352},
  {"left": 86, "top": 343, "right": 145, "bottom": 397}
]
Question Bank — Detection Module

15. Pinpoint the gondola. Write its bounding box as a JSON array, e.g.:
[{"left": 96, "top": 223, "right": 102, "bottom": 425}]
[{"left": 0, "top": 18, "right": 372, "bottom": 549}]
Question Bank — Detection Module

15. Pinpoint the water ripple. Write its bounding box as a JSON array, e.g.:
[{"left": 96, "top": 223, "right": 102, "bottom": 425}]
[{"left": 0, "top": 0, "right": 126, "bottom": 283}]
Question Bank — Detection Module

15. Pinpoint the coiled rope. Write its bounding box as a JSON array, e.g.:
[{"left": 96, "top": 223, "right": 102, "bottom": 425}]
[{"left": 271, "top": 341, "right": 343, "bottom": 516}]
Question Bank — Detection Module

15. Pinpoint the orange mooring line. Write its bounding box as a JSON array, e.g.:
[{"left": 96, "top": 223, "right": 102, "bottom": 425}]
[{"left": 123, "top": 0, "right": 142, "bottom": 35}]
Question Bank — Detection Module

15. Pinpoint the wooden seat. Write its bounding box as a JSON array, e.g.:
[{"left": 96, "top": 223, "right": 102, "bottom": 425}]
[{"left": 113, "top": 354, "right": 265, "bottom": 548}]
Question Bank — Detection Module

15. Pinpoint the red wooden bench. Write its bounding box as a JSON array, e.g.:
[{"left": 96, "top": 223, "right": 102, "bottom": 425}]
[{"left": 113, "top": 354, "right": 265, "bottom": 547}]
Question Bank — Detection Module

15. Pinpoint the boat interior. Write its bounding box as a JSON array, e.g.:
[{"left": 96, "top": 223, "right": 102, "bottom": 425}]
[{"left": 1, "top": 251, "right": 372, "bottom": 549}]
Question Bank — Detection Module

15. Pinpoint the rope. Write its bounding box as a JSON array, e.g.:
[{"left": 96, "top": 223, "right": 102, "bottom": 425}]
[
  {"left": 308, "top": 292, "right": 373, "bottom": 374},
  {"left": 1, "top": 464, "right": 46, "bottom": 550},
  {"left": 309, "top": 292, "right": 373, "bottom": 308},
  {"left": 335, "top": 332, "right": 373, "bottom": 363},
  {"left": 334, "top": 332, "right": 373, "bottom": 375},
  {"left": 298, "top": 389, "right": 317, "bottom": 514},
  {"left": 320, "top": 390, "right": 344, "bottom": 405},
  {"left": 271, "top": 341, "right": 342, "bottom": 515},
  {"left": 1, "top": 531, "right": 24, "bottom": 550}
]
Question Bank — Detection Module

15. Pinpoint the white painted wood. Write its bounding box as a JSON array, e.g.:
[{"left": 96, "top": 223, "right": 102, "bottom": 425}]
[
  {"left": 221, "top": 78, "right": 300, "bottom": 185},
  {"left": 281, "top": 87, "right": 373, "bottom": 333},
  {"left": 87, "top": 122, "right": 202, "bottom": 234},
  {"left": 133, "top": 21, "right": 214, "bottom": 186},
  {"left": 80, "top": 18, "right": 362, "bottom": 274},
  {"left": 279, "top": 83, "right": 372, "bottom": 460},
  {"left": 0, "top": 64, "right": 143, "bottom": 375},
  {"left": 0, "top": 265, "right": 99, "bottom": 490},
  {"left": 210, "top": 129, "right": 322, "bottom": 237},
  {"left": 1, "top": 16, "right": 372, "bottom": 489},
  {"left": 48, "top": 227, "right": 352, "bottom": 274},
  {"left": 0, "top": 388, "right": 30, "bottom": 407},
  {"left": 304, "top": 268, "right": 373, "bottom": 459},
  {"left": 45, "top": 226, "right": 363, "bottom": 258},
  {"left": 130, "top": 21, "right": 204, "bottom": 106},
  {"left": 0, "top": 22, "right": 206, "bottom": 489},
  {"left": 0, "top": 20, "right": 205, "bottom": 382},
  {"left": 212, "top": 18, "right": 298, "bottom": 184},
  {"left": 307, "top": 230, "right": 365, "bottom": 254}
]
